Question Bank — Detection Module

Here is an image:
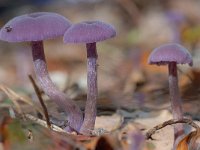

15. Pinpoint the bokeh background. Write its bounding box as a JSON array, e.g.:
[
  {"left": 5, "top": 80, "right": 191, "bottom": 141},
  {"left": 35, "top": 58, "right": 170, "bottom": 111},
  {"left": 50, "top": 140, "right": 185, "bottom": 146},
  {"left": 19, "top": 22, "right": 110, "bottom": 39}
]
[{"left": 0, "top": 0, "right": 199, "bottom": 117}]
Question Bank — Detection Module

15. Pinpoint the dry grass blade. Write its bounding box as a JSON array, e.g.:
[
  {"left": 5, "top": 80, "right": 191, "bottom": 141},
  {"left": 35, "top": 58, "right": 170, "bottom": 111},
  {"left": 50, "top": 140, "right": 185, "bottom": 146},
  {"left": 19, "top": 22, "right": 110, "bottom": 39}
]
[
  {"left": 0, "top": 84, "right": 43, "bottom": 115},
  {"left": 24, "top": 114, "right": 65, "bottom": 133},
  {"left": 0, "top": 84, "right": 22, "bottom": 114}
]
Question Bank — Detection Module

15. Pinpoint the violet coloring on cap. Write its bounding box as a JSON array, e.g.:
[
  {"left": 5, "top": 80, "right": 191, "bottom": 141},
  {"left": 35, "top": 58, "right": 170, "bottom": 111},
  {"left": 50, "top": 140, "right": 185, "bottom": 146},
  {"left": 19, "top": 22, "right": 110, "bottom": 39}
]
[
  {"left": 148, "top": 43, "right": 193, "bottom": 148},
  {"left": 0, "top": 12, "right": 71, "bottom": 42},
  {"left": 0, "top": 12, "right": 83, "bottom": 132},
  {"left": 63, "top": 21, "right": 116, "bottom": 43},
  {"left": 64, "top": 20, "right": 116, "bottom": 135},
  {"left": 148, "top": 43, "right": 193, "bottom": 66}
]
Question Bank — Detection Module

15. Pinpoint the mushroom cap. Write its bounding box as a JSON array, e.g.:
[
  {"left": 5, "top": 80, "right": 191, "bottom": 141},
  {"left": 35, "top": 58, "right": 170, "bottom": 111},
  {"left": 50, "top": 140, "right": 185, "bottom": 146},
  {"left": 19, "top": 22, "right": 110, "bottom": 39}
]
[
  {"left": 148, "top": 43, "right": 193, "bottom": 66},
  {"left": 63, "top": 21, "right": 116, "bottom": 43},
  {"left": 0, "top": 12, "right": 71, "bottom": 42}
]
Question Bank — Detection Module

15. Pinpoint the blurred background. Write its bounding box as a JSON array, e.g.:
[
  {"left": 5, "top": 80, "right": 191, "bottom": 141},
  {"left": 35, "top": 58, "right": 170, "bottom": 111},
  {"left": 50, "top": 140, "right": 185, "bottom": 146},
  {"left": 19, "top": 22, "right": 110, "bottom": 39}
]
[{"left": 0, "top": 0, "right": 199, "bottom": 117}]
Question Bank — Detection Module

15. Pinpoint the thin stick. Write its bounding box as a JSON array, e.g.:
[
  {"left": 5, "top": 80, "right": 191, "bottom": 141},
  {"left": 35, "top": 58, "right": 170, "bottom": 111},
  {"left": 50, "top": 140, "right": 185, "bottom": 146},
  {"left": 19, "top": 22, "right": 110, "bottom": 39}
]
[
  {"left": 146, "top": 118, "right": 200, "bottom": 140},
  {"left": 24, "top": 114, "right": 65, "bottom": 132},
  {"left": 28, "top": 75, "right": 51, "bottom": 129}
]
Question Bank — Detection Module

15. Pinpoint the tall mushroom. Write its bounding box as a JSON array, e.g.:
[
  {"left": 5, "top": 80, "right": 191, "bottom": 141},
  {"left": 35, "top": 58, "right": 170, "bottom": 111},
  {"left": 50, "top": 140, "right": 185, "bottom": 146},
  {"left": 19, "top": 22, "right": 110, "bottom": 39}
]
[
  {"left": 148, "top": 43, "right": 193, "bottom": 144},
  {"left": 0, "top": 12, "right": 83, "bottom": 132},
  {"left": 63, "top": 21, "right": 116, "bottom": 135}
]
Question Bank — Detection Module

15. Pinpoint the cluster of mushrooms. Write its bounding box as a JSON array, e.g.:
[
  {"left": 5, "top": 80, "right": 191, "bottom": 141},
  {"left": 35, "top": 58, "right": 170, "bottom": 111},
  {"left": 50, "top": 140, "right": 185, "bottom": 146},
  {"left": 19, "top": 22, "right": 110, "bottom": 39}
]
[
  {"left": 0, "top": 12, "right": 116, "bottom": 135},
  {"left": 0, "top": 12, "right": 193, "bottom": 145}
]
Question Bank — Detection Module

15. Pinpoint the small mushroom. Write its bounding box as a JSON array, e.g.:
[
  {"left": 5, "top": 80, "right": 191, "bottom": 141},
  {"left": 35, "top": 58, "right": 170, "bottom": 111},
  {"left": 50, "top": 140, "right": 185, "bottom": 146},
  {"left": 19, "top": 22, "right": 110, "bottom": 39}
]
[
  {"left": 0, "top": 12, "right": 83, "bottom": 132},
  {"left": 63, "top": 21, "right": 116, "bottom": 135},
  {"left": 148, "top": 43, "right": 193, "bottom": 144}
]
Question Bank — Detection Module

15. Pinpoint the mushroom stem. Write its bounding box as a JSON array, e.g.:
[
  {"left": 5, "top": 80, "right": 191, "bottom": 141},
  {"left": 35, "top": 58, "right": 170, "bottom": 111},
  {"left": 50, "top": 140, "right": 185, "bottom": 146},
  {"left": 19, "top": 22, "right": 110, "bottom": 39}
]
[
  {"left": 31, "top": 41, "right": 83, "bottom": 132},
  {"left": 168, "top": 62, "right": 184, "bottom": 141},
  {"left": 80, "top": 42, "right": 98, "bottom": 135}
]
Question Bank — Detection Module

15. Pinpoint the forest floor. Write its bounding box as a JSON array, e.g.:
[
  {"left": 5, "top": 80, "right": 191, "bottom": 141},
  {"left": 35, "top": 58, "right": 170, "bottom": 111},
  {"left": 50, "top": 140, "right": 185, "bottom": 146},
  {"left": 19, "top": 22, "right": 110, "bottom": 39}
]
[{"left": 0, "top": 0, "right": 200, "bottom": 150}]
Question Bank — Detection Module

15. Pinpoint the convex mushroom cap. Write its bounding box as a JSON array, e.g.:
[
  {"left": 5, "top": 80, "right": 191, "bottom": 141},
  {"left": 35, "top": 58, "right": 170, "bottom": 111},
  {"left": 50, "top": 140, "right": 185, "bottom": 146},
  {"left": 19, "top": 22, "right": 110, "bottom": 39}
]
[
  {"left": 0, "top": 12, "right": 71, "bottom": 42},
  {"left": 148, "top": 43, "right": 193, "bottom": 66},
  {"left": 63, "top": 20, "right": 116, "bottom": 43}
]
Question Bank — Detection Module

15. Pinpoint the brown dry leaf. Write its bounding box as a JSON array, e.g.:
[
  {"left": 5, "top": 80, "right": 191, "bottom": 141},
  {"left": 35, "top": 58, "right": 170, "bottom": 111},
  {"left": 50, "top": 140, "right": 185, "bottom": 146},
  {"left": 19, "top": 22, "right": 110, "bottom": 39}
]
[
  {"left": 177, "top": 134, "right": 190, "bottom": 150},
  {"left": 0, "top": 117, "right": 31, "bottom": 150},
  {"left": 0, "top": 117, "right": 12, "bottom": 150},
  {"left": 0, "top": 116, "right": 86, "bottom": 150},
  {"left": 177, "top": 127, "right": 200, "bottom": 150},
  {"left": 79, "top": 133, "right": 122, "bottom": 150},
  {"left": 187, "top": 129, "right": 200, "bottom": 150},
  {"left": 95, "top": 136, "right": 114, "bottom": 150}
]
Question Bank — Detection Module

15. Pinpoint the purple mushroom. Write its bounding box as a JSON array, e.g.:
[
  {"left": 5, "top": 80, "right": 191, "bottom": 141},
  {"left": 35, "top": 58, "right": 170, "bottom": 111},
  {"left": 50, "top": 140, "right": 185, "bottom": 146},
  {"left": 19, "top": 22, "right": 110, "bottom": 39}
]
[
  {"left": 63, "top": 21, "right": 116, "bottom": 135},
  {"left": 148, "top": 43, "right": 193, "bottom": 143},
  {"left": 0, "top": 12, "right": 83, "bottom": 132}
]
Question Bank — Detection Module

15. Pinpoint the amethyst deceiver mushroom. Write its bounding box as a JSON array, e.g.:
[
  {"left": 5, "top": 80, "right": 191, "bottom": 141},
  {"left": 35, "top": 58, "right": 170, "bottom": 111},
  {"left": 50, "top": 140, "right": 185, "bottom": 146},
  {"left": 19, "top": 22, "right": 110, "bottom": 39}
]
[
  {"left": 63, "top": 21, "right": 116, "bottom": 135},
  {"left": 0, "top": 12, "right": 83, "bottom": 132},
  {"left": 148, "top": 43, "right": 193, "bottom": 142}
]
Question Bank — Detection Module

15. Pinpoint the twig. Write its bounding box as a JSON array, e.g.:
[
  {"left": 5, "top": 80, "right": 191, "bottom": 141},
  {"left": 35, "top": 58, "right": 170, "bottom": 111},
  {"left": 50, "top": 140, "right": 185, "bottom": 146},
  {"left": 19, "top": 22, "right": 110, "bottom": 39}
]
[
  {"left": 28, "top": 75, "right": 51, "bottom": 129},
  {"left": 24, "top": 114, "right": 65, "bottom": 132},
  {"left": 146, "top": 118, "right": 200, "bottom": 140}
]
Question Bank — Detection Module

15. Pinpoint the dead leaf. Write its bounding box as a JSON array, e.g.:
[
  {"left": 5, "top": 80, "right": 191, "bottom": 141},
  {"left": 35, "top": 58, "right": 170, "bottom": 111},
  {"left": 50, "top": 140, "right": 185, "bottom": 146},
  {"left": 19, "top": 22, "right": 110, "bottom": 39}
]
[
  {"left": 188, "top": 129, "right": 200, "bottom": 150},
  {"left": 177, "top": 134, "right": 190, "bottom": 150},
  {"left": 95, "top": 136, "right": 114, "bottom": 150},
  {"left": 177, "top": 127, "right": 200, "bottom": 150},
  {"left": 0, "top": 117, "right": 27, "bottom": 150}
]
